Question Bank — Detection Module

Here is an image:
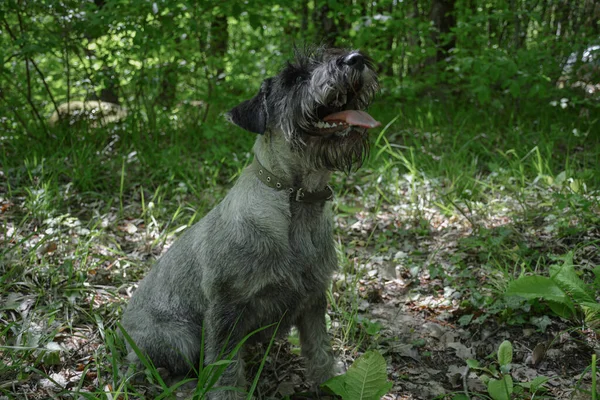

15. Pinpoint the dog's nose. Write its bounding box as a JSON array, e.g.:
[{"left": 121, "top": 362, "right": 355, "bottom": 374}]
[{"left": 343, "top": 53, "right": 364, "bottom": 71}]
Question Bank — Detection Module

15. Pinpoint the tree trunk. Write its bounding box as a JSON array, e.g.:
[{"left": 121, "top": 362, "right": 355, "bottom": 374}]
[
  {"left": 209, "top": 13, "right": 228, "bottom": 79},
  {"left": 301, "top": 0, "right": 308, "bottom": 32},
  {"left": 88, "top": 0, "right": 119, "bottom": 104},
  {"left": 429, "top": 0, "right": 456, "bottom": 63},
  {"left": 509, "top": 0, "right": 522, "bottom": 51},
  {"left": 313, "top": 1, "right": 338, "bottom": 46}
]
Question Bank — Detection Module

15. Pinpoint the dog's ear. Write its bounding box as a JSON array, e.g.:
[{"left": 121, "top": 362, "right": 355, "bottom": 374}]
[{"left": 226, "top": 79, "right": 271, "bottom": 134}]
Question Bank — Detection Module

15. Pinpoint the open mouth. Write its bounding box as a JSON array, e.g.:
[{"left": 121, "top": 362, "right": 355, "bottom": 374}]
[{"left": 313, "top": 109, "right": 381, "bottom": 137}]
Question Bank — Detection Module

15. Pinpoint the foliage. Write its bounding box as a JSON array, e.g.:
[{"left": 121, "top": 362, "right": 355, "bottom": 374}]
[
  {"left": 1, "top": 0, "right": 597, "bottom": 148},
  {"left": 462, "top": 340, "right": 549, "bottom": 400},
  {"left": 1, "top": 0, "right": 599, "bottom": 398},
  {"left": 506, "top": 252, "right": 600, "bottom": 325},
  {"left": 593, "top": 354, "right": 598, "bottom": 400},
  {"left": 322, "top": 351, "right": 392, "bottom": 400}
]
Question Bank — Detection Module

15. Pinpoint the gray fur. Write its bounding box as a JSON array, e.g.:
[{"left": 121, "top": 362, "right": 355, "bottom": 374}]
[{"left": 121, "top": 46, "right": 379, "bottom": 399}]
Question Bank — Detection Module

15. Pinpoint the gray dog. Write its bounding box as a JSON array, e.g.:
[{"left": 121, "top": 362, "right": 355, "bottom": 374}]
[{"left": 121, "top": 46, "right": 380, "bottom": 399}]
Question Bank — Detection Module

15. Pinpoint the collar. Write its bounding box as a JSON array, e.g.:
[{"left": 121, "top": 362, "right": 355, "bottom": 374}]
[{"left": 251, "top": 158, "right": 334, "bottom": 203}]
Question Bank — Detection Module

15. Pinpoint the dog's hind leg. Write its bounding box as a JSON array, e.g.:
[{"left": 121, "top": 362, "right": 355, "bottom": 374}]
[
  {"left": 122, "top": 311, "right": 202, "bottom": 377},
  {"left": 203, "top": 303, "right": 248, "bottom": 400}
]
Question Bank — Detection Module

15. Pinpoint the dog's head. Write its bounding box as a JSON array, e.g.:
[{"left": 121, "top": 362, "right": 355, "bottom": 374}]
[{"left": 227, "top": 46, "right": 380, "bottom": 172}]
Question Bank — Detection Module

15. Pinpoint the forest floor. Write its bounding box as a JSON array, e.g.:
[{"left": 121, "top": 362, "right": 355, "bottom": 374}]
[{"left": 1, "top": 98, "right": 599, "bottom": 399}]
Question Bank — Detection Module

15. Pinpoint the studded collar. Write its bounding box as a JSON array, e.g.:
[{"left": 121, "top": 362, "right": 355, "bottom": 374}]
[{"left": 251, "top": 158, "right": 334, "bottom": 203}]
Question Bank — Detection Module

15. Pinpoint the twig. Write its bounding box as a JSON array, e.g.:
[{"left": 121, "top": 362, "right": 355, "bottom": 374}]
[
  {"left": 29, "top": 59, "right": 61, "bottom": 119},
  {"left": 463, "top": 365, "right": 470, "bottom": 399},
  {"left": 2, "top": 13, "right": 49, "bottom": 136},
  {"left": 0, "top": 87, "right": 35, "bottom": 138}
]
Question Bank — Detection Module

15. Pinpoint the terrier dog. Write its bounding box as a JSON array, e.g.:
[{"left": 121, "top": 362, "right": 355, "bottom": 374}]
[{"left": 121, "top": 46, "right": 380, "bottom": 399}]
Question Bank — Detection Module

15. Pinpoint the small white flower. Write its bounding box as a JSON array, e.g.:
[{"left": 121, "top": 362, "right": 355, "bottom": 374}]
[
  {"left": 572, "top": 128, "right": 579, "bottom": 137},
  {"left": 152, "top": 3, "right": 158, "bottom": 14},
  {"left": 549, "top": 100, "right": 558, "bottom": 107}
]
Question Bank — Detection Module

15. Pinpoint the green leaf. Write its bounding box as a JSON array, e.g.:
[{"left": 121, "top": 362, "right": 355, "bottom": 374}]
[
  {"left": 322, "top": 351, "right": 392, "bottom": 400},
  {"left": 581, "top": 301, "right": 600, "bottom": 312},
  {"left": 508, "top": 81, "right": 520, "bottom": 97},
  {"left": 592, "top": 266, "right": 600, "bottom": 289},
  {"left": 546, "top": 300, "right": 575, "bottom": 319},
  {"left": 323, "top": 374, "right": 348, "bottom": 398},
  {"left": 530, "top": 316, "right": 552, "bottom": 333},
  {"left": 497, "top": 341, "right": 513, "bottom": 366},
  {"left": 530, "top": 376, "right": 549, "bottom": 391},
  {"left": 487, "top": 375, "right": 514, "bottom": 400},
  {"left": 550, "top": 254, "right": 596, "bottom": 305},
  {"left": 506, "top": 276, "right": 575, "bottom": 315},
  {"left": 520, "top": 375, "right": 549, "bottom": 392},
  {"left": 466, "top": 359, "right": 480, "bottom": 369},
  {"left": 458, "top": 314, "right": 473, "bottom": 326},
  {"left": 499, "top": 364, "right": 511, "bottom": 375}
]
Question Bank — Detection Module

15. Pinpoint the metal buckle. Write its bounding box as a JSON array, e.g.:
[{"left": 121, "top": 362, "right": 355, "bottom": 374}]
[{"left": 295, "top": 188, "right": 305, "bottom": 202}]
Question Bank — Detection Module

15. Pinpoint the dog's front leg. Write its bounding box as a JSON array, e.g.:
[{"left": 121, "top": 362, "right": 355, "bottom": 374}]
[
  {"left": 204, "top": 303, "right": 247, "bottom": 400},
  {"left": 296, "top": 293, "right": 335, "bottom": 385}
]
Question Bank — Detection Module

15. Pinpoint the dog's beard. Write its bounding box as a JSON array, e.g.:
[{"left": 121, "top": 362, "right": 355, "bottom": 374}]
[
  {"left": 277, "top": 71, "right": 379, "bottom": 143},
  {"left": 304, "top": 130, "right": 370, "bottom": 173}
]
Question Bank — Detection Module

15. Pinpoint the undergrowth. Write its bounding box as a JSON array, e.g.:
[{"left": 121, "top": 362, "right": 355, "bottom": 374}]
[{"left": 1, "top": 95, "right": 599, "bottom": 398}]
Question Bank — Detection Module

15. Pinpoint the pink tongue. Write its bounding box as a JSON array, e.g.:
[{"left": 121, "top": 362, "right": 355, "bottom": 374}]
[{"left": 323, "top": 110, "right": 381, "bottom": 128}]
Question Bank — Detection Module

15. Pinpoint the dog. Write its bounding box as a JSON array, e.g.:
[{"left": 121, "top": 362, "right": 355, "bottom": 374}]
[{"left": 120, "top": 46, "right": 380, "bottom": 399}]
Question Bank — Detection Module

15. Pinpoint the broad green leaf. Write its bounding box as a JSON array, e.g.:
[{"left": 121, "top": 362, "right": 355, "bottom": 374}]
[
  {"left": 487, "top": 375, "right": 514, "bottom": 400},
  {"left": 506, "top": 276, "right": 575, "bottom": 315},
  {"left": 497, "top": 341, "right": 513, "bottom": 366},
  {"left": 546, "top": 300, "right": 575, "bottom": 319},
  {"left": 550, "top": 256, "right": 596, "bottom": 305},
  {"left": 466, "top": 359, "right": 480, "bottom": 369},
  {"left": 322, "top": 351, "right": 392, "bottom": 400},
  {"left": 322, "top": 375, "right": 348, "bottom": 398},
  {"left": 581, "top": 301, "right": 600, "bottom": 312}
]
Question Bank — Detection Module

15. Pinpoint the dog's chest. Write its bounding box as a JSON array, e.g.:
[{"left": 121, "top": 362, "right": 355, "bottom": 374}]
[
  {"left": 244, "top": 206, "right": 336, "bottom": 327},
  {"left": 211, "top": 199, "right": 337, "bottom": 309},
  {"left": 286, "top": 204, "right": 337, "bottom": 282}
]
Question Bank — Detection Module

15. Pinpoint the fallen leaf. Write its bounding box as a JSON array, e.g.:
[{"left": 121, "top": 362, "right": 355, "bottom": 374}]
[{"left": 447, "top": 342, "right": 475, "bottom": 360}]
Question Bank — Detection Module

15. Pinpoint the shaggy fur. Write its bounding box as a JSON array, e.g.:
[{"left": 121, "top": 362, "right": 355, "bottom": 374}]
[{"left": 121, "top": 46, "right": 379, "bottom": 399}]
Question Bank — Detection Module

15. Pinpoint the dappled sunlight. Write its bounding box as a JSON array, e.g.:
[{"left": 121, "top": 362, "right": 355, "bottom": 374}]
[{"left": 1, "top": 0, "right": 599, "bottom": 398}]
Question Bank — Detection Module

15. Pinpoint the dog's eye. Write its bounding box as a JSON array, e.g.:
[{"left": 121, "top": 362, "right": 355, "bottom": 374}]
[{"left": 295, "top": 75, "right": 306, "bottom": 84}]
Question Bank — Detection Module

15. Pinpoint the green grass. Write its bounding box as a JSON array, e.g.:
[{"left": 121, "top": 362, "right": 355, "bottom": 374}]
[{"left": 1, "top": 94, "right": 599, "bottom": 398}]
